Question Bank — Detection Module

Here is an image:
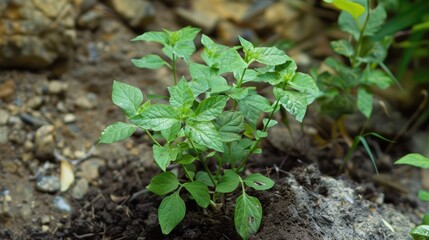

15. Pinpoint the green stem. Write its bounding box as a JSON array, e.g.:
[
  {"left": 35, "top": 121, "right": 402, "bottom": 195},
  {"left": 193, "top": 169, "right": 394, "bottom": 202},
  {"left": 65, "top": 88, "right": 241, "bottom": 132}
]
[
  {"left": 351, "top": 0, "right": 371, "bottom": 68},
  {"left": 233, "top": 68, "right": 247, "bottom": 110},
  {"left": 235, "top": 99, "right": 280, "bottom": 172},
  {"left": 189, "top": 140, "right": 217, "bottom": 187},
  {"left": 172, "top": 54, "right": 177, "bottom": 85},
  {"left": 145, "top": 129, "right": 161, "bottom": 147},
  {"left": 181, "top": 164, "right": 194, "bottom": 182}
]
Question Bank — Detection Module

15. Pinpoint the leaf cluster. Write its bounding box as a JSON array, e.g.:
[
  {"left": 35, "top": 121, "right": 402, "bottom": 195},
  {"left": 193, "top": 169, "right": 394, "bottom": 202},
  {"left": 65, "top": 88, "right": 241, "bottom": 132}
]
[
  {"left": 99, "top": 27, "right": 319, "bottom": 239},
  {"left": 319, "top": 0, "right": 394, "bottom": 119}
]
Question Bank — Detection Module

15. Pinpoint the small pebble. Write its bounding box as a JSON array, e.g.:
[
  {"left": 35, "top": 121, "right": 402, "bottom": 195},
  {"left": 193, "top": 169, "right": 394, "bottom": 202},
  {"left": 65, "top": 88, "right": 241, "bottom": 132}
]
[
  {"left": 0, "top": 109, "right": 10, "bottom": 125},
  {"left": 63, "top": 113, "right": 76, "bottom": 123},
  {"left": 41, "top": 215, "right": 50, "bottom": 225},
  {"left": 53, "top": 196, "right": 72, "bottom": 213},
  {"left": 48, "top": 81, "right": 68, "bottom": 95},
  {"left": 72, "top": 178, "right": 89, "bottom": 200},
  {"left": 36, "top": 176, "right": 60, "bottom": 193}
]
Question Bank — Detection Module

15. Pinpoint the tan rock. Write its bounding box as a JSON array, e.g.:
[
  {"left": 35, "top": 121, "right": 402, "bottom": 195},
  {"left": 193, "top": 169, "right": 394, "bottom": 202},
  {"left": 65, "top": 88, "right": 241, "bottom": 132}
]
[
  {"left": 0, "top": 0, "right": 77, "bottom": 68},
  {"left": 108, "top": 0, "right": 155, "bottom": 28}
]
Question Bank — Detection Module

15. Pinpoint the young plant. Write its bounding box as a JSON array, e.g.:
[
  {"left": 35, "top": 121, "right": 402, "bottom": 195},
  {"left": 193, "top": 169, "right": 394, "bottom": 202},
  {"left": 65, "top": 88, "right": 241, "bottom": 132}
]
[
  {"left": 317, "top": 0, "right": 396, "bottom": 172},
  {"left": 99, "top": 26, "right": 319, "bottom": 239},
  {"left": 395, "top": 153, "right": 429, "bottom": 239}
]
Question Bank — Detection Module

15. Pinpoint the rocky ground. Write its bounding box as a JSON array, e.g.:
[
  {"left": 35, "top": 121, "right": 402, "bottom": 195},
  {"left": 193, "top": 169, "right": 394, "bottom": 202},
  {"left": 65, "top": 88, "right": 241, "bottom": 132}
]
[{"left": 1, "top": 0, "right": 429, "bottom": 239}]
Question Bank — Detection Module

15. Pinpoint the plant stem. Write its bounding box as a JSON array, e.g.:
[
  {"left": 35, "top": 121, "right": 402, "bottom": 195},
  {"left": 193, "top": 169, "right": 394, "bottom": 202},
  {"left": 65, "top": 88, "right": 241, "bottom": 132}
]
[
  {"left": 235, "top": 99, "right": 280, "bottom": 172},
  {"left": 351, "top": 0, "right": 371, "bottom": 68},
  {"left": 233, "top": 68, "right": 247, "bottom": 110},
  {"left": 189, "top": 140, "right": 217, "bottom": 187},
  {"left": 172, "top": 54, "right": 177, "bottom": 85},
  {"left": 181, "top": 164, "right": 194, "bottom": 181},
  {"left": 145, "top": 129, "right": 161, "bottom": 147}
]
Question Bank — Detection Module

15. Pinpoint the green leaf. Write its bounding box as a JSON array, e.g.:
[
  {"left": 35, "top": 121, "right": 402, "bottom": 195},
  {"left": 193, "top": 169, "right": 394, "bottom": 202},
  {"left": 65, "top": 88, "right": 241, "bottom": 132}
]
[
  {"left": 168, "top": 79, "right": 194, "bottom": 108},
  {"left": 239, "top": 36, "right": 254, "bottom": 52},
  {"left": 358, "top": 38, "right": 390, "bottom": 64},
  {"left": 189, "top": 63, "right": 228, "bottom": 93},
  {"left": 132, "top": 31, "right": 169, "bottom": 45},
  {"left": 185, "top": 120, "right": 223, "bottom": 152},
  {"left": 193, "top": 96, "right": 228, "bottom": 121},
  {"left": 249, "top": 47, "right": 289, "bottom": 66},
  {"left": 214, "top": 111, "right": 245, "bottom": 142},
  {"left": 235, "top": 193, "right": 262, "bottom": 240},
  {"left": 359, "top": 136, "right": 379, "bottom": 175},
  {"left": 177, "top": 154, "right": 196, "bottom": 164},
  {"left": 200, "top": 34, "right": 229, "bottom": 67},
  {"left": 239, "top": 93, "right": 273, "bottom": 124},
  {"left": 357, "top": 87, "right": 373, "bottom": 118},
  {"left": 418, "top": 190, "right": 429, "bottom": 202},
  {"left": 132, "top": 104, "right": 180, "bottom": 131},
  {"left": 222, "top": 141, "right": 250, "bottom": 166},
  {"left": 158, "top": 192, "right": 186, "bottom": 234},
  {"left": 196, "top": 171, "right": 215, "bottom": 187},
  {"left": 228, "top": 86, "right": 249, "bottom": 100},
  {"left": 424, "top": 214, "right": 429, "bottom": 225},
  {"left": 161, "top": 122, "right": 181, "bottom": 143},
  {"left": 256, "top": 61, "right": 297, "bottom": 85},
  {"left": 112, "top": 81, "right": 143, "bottom": 117},
  {"left": 163, "top": 41, "right": 196, "bottom": 63},
  {"left": 276, "top": 88, "right": 308, "bottom": 122},
  {"left": 409, "top": 225, "right": 429, "bottom": 240},
  {"left": 364, "top": 4, "right": 387, "bottom": 37},
  {"left": 153, "top": 145, "right": 180, "bottom": 171},
  {"left": 131, "top": 55, "right": 167, "bottom": 69},
  {"left": 262, "top": 118, "right": 278, "bottom": 129},
  {"left": 183, "top": 181, "right": 210, "bottom": 208},
  {"left": 244, "top": 173, "right": 275, "bottom": 190},
  {"left": 361, "top": 69, "right": 392, "bottom": 89},
  {"left": 326, "top": 0, "right": 365, "bottom": 20},
  {"left": 219, "top": 48, "right": 248, "bottom": 74},
  {"left": 395, "top": 153, "right": 429, "bottom": 169},
  {"left": 147, "top": 171, "right": 179, "bottom": 195},
  {"left": 174, "top": 26, "right": 201, "bottom": 42},
  {"left": 99, "top": 122, "right": 136, "bottom": 144},
  {"left": 338, "top": 11, "right": 361, "bottom": 39},
  {"left": 288, "top": 73, "right": 319, "bottom": 104},
  {"left": 216, "top": 170, "right": 240, "bottom": 193},
  {"left": 330, "top": 40, "right": 354, "bottom": 57}
]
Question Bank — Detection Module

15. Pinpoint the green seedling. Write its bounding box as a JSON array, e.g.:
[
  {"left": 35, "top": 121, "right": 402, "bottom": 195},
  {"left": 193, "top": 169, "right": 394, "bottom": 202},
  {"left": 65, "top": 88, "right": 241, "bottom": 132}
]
[
  {"left": 395, "top": 153, "right": 429, "bottom": 239},
  {"left": 99, "top": 26, "right": 319, "bottom": 239},
  {"left": 318, "top": 0, "right": 396, "bottom": 173}
]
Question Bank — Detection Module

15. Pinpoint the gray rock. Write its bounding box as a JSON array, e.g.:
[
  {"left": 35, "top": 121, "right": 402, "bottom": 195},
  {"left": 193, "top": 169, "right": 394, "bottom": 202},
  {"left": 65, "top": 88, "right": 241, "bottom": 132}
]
[
  {"left": 107, "top": 0, "right": 155, "bottom": 28},
  {"left": 0, "top": 126, "right": 8, "bottom": 144},
  {"left": 0, "top": 0, "right": 77, "bottom": 68},
  {"left": 77, "top": 158, "right": 105, "bottom": 181},
  {"left": 255, "top": 165, "right": 414, "bottom": 240},
  {"left": 74, "top": 93, "right": 97, "bottom": 109},
  {"left": 34, "top": 125, "right": 55, "bottom": 160},
  {"left": 71, "top": 178, "right": 89, "bottom": 200},
  {"left": 36, "top": 176, "right": 60, "bottom": 193},
  {"left": 53, "top": 196, "right": 72, "bottom": 212},
  {"left": 19, "top": 113, "right": 49, "bottom": 128},
  {"left": 0, "top": 109, "right": 10, "bottom": 125},
  {"left": 78, "top": 9, "right": 102, "bottom": 30}
]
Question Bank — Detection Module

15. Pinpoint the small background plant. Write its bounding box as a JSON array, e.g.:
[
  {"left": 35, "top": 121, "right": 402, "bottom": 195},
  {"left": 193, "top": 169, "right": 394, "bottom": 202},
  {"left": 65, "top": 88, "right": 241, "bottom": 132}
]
[
  {"left": 99, "top": 26, "right": 319, "bottom": 239},
  {"left": 317, "top": 0, "right": 398, "bottom": 174},
  {"left": 395, "top": 153, "right": 429, "bottom": 239}
]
